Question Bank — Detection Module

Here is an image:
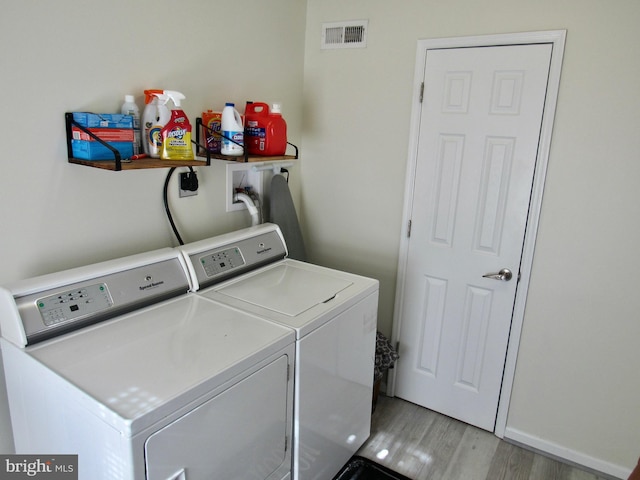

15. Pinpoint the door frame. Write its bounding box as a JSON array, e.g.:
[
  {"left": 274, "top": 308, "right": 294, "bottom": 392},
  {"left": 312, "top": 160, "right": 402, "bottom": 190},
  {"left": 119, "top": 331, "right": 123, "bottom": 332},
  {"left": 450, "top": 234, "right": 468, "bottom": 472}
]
[{"left": 388, "top": 30, "right": 566, "bottom": 437}]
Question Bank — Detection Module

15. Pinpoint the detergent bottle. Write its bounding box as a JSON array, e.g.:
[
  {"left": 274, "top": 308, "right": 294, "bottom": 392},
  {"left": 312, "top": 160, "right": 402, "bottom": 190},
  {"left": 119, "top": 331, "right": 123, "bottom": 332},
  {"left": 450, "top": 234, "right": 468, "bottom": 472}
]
[
  {"left": 267, "top": 102, "right": 287, "bottom": 156},
  {"left": 200, "top": 110, "right": 222, "bottom": 155},
  {"left": 245, "top": 102, "right": 287, "bottom": 156},
  {"left": 160, "top": 90, "right": 194, "bottom": 161},
  {"left": 120, "top": 94, "right": 141, "bottom": 155},
  {"left": 244, "top": 102, "right": 268, "bottom": 155},
  {"left": 142, "top": 89, "right": 171, "bottom": 158},
  {"left": 221, "top": 102, "right": 244, "bottom": 156}
]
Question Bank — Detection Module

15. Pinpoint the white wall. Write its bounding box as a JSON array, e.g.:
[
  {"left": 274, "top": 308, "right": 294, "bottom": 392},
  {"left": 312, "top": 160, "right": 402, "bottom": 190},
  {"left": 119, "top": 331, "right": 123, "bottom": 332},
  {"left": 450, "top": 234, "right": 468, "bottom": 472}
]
[
  {"left": 0, "top": 0, "right": 306, "bottom": 453},
  {"left": 302, "top": 0, "right": 640, "bottom": 477}
]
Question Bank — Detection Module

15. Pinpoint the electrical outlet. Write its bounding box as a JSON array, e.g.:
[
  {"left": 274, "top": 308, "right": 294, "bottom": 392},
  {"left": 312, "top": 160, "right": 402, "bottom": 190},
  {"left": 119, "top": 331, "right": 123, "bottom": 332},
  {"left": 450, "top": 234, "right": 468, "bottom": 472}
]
[
  {"left": 179, "top": 172, "right": 198, "bottom": 198},
  {"left": 179, "top": 187, "right": 197, "bottom": 198}
]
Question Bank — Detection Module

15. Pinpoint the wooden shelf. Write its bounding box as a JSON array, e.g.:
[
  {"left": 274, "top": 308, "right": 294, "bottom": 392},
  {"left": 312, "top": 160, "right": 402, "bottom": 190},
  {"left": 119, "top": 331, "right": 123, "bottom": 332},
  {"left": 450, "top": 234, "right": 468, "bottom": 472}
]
[
  {"left": 200, "top": 153, "right": 297, "bottom": 163},
  {"left": 195, "top": 117, "right": 298, "bottom": 164},
  {"left": 66, "top": 112, "right": 212, "bottom": 171},
  {"left": 65, "top": 113, "right": 298, "bottom": 170},
  {"left": 68, "top": 158, "right": 210, "bottom": 171}
]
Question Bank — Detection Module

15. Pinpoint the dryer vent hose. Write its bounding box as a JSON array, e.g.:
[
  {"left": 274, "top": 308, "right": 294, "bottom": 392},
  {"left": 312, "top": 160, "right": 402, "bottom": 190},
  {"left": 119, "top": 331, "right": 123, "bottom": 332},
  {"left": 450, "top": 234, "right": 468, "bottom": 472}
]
[{"left": 233, "top": 192, "right": 260, "bottom": 226}]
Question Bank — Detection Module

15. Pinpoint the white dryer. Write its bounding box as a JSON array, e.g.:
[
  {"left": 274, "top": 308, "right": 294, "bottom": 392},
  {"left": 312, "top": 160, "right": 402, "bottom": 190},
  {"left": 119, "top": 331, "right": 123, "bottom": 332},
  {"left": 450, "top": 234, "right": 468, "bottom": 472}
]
[
  {"left": 0, "top": 247, "right": 295, "bottom": 480},
  {"left": 178, "top": 224, "right": 379, "bottom": 480}
]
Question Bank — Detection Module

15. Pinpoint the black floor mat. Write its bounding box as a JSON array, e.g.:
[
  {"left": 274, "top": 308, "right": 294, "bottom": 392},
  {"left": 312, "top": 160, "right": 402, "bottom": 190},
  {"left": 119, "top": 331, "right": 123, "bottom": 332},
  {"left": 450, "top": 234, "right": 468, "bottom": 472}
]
[{"left": 333, "top": 456, "right": 413, "bottom": 480}]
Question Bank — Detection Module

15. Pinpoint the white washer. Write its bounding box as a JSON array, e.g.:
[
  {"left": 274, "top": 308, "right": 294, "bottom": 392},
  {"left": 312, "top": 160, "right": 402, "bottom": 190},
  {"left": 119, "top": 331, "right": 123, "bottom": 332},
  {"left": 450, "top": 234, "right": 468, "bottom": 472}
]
[
  {"left": 0, "top": 247, "right": 295, "bottom": 480},
  {"left": 178, "top": 224, "right": 379, "bottom": 480}
]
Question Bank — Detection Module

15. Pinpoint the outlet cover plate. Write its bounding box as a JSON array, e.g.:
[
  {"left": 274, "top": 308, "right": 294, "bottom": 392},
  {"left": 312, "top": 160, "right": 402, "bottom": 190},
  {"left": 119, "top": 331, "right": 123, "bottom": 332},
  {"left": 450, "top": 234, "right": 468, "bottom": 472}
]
[{"left": 179, "top": 172, "right": 198, "bottom": 197}]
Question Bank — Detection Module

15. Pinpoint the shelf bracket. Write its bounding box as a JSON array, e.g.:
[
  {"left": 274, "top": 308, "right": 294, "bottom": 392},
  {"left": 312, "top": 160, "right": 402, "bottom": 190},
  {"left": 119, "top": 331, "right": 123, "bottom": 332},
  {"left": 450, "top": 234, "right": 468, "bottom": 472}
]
[{"left": 251, "top": 161, "right": 295, "bottom": 174}]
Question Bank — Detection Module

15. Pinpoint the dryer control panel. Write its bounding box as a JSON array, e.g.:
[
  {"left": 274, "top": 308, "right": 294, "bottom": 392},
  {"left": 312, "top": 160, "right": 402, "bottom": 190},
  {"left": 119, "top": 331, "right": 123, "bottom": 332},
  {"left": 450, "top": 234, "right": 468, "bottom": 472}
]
[
  {"left": 0, "top": 249, "right": 190, "bottom": 347},
  {"left": 37, "top": 283, "right": 113, "bottom": 326}
]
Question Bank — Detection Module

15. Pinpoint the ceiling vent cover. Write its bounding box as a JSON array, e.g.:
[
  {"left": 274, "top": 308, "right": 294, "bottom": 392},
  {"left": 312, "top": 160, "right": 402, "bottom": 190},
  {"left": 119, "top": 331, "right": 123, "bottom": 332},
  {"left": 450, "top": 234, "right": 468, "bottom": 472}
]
[{"left": 321, "top": 20, "right": 368, "bottom": 49}]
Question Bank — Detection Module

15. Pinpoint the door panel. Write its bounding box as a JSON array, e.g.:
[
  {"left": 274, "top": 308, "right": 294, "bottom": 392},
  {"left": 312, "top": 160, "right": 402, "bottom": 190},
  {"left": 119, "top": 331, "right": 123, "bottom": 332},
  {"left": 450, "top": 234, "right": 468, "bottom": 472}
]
[
  {"left": 145, "top": 355, "right": 290, "bottom": 480},
  {"left": 394, "top": 44, "right": 552, "bottom": 431}
]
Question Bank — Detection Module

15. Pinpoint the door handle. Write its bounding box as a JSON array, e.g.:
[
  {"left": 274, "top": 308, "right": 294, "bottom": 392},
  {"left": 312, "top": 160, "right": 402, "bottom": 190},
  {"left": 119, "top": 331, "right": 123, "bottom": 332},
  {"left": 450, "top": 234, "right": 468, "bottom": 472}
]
[{"left": 482, "top": 268, "right": 513, "bottom": 281}]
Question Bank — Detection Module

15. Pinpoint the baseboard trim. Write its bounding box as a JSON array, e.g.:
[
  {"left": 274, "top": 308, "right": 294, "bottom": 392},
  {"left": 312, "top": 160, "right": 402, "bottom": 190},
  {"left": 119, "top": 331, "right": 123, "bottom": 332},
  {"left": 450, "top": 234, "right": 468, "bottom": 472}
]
[{"left": 504, "top": 427, "right": 630, "bottom": 480}]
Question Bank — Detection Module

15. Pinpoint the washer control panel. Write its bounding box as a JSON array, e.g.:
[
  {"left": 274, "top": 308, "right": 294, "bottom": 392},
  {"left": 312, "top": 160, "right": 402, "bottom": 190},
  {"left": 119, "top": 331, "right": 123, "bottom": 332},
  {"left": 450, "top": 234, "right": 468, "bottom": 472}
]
[
  {"left": 37, "top": 283, "right": 113, "bottom": 326},
  {"left": 183, "top": 226, "right": 287, "bottom": 289},
  {"left": 200, "top": 247, "right": 245, "bottom": 277}
]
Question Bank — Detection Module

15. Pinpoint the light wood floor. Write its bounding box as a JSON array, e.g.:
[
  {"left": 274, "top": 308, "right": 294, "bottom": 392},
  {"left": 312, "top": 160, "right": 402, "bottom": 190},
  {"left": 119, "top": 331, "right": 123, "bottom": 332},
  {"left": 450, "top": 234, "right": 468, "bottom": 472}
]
[{"left": 356, "top": 395, "right": 612, "bottom": 480}]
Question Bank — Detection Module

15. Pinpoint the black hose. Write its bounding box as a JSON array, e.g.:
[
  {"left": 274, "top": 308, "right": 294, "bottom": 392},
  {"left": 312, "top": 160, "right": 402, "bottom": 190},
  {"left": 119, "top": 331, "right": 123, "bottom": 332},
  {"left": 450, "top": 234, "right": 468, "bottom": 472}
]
[{"left": 163, "top": 167, "right": 184, "bottom": 245}]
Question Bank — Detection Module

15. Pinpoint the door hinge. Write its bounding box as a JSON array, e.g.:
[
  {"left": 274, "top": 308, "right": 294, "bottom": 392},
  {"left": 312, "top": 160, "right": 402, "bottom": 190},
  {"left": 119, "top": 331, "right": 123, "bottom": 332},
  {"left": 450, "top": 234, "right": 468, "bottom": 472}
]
[
  {"left": 287, "top": 363, "right": 291, "bottom": 381},
  {"left": 407, "top": 220, "right": 412, "bottom": 238},
  {"left": 395, "top": 341, "right": 400, "bottom": 356},
  {"left": 419, "top": 82, "right": 424, "bottom": 103}
]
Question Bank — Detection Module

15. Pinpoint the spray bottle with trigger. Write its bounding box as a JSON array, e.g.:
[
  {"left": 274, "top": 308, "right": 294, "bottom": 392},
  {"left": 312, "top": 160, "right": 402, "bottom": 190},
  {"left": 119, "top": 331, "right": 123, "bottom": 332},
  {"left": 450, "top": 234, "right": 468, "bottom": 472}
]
[
  {"left": 160, "top": 90, "right": 194, "bottom": 161},
  {"left": 142, "top": 89, "right": 171, "bottom": 158}
]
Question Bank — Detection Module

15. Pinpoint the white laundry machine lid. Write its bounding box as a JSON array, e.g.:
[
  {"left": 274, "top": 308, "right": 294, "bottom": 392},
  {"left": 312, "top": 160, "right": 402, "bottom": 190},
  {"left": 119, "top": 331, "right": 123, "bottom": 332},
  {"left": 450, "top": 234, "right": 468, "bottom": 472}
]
[
  {"left": 202, "top": 259, "right": 379, "bottom": 338},
  {"left": 216, "top": 262, "right": 353, "bottom": 316},
  {"left": 24, "top": 294, "right": 294, "bottom": 435}
]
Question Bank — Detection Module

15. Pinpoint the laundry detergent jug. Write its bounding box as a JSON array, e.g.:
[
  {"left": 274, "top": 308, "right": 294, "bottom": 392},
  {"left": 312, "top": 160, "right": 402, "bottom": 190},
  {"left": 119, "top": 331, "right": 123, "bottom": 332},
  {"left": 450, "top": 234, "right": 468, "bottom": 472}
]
[{"left": 245, "top": 102, "right": 287, "bottom": 156}]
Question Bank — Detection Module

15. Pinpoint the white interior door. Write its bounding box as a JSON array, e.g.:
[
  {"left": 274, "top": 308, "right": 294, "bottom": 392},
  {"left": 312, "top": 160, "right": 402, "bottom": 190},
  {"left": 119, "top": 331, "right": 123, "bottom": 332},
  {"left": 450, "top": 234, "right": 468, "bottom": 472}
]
[{"left": 392, "top": 41, "right": 554, "bottom": 432}]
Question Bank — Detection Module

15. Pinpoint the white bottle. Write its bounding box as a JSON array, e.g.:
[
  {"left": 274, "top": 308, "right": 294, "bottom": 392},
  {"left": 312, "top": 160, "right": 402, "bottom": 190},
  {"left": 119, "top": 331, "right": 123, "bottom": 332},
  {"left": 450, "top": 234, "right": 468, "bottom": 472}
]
[
  {"left": 142, "top": 91, "right": 171, "bottom": 158},
  {"left": 221, "top": 102, "right": 244, "bottom": 156},
  {"left": 121, "top": 94, "right": 141, "bottom": 155}
]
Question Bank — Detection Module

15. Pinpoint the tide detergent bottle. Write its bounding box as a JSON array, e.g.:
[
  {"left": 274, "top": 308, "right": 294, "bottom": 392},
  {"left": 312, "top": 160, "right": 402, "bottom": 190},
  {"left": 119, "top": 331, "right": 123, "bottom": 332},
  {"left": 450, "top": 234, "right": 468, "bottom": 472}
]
[
  {"left": 245, "top": 102, "right": 287, "bottom": 156},
  {"left": 160, "top": 91, "right": 194, "bottom": 161},
  {"left": 142, "top": 89, "right": 171, "bottom": 158},
  {"left": 266, "top": 102, "right": 287, "bottom": 155}
]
